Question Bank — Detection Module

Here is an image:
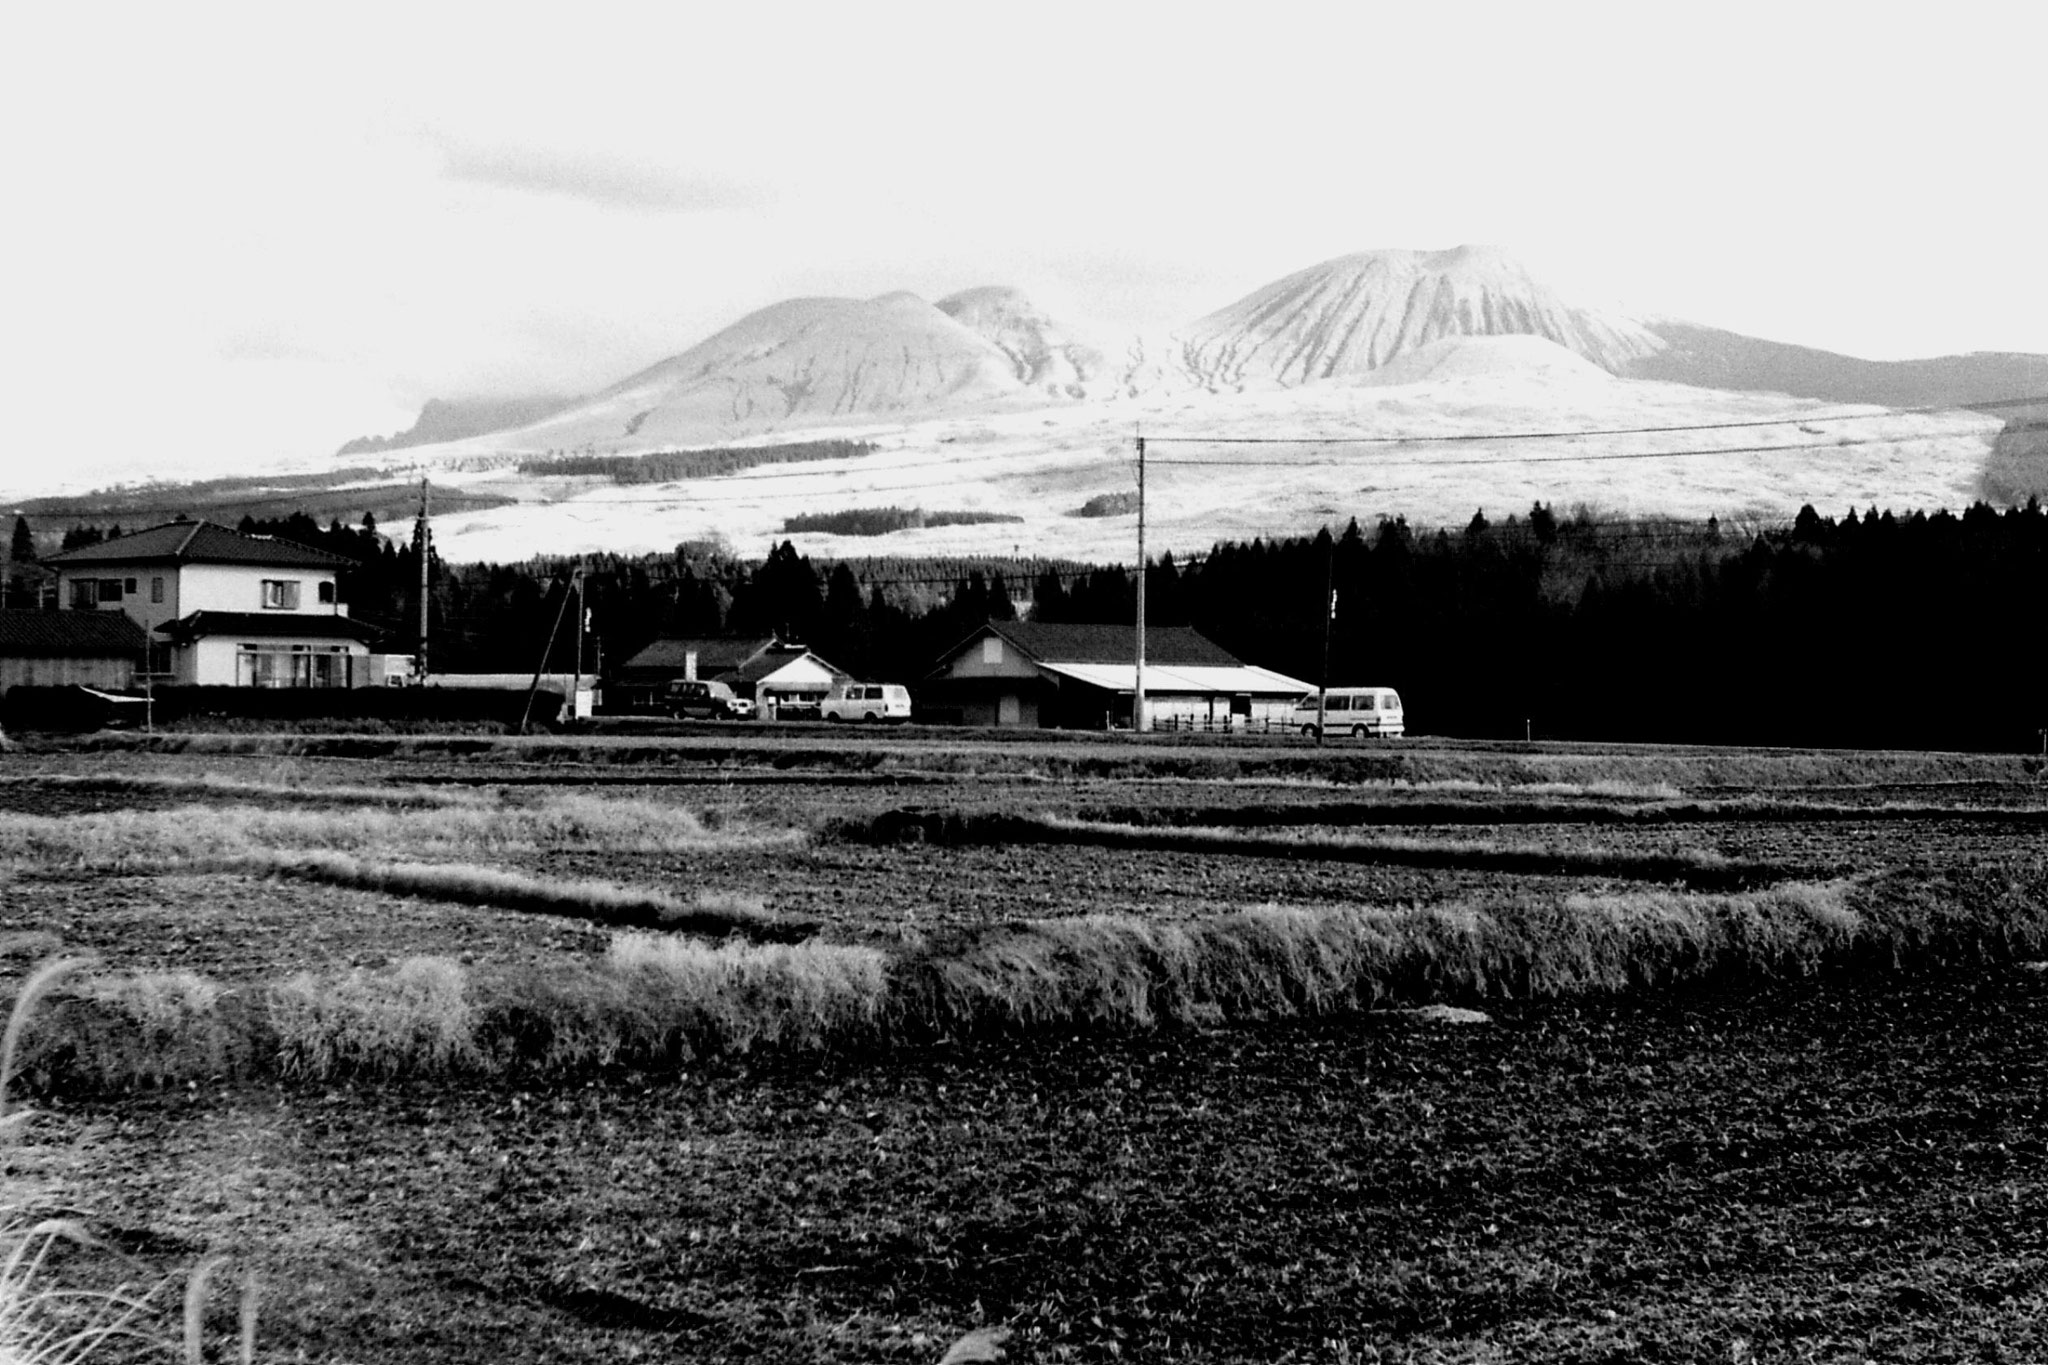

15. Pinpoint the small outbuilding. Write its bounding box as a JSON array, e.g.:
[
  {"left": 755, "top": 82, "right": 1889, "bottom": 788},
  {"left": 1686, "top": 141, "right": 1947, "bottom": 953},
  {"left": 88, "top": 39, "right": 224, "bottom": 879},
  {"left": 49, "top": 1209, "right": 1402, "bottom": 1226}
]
[
  {"left": 0, "top": 609, "right": 148, "bottom": 696},
  {"left": 613, "top": 636, "right": 852, "bottom": 716},
  {"left": 922, "top": 622, "right": 1311, "bottom": 730}
]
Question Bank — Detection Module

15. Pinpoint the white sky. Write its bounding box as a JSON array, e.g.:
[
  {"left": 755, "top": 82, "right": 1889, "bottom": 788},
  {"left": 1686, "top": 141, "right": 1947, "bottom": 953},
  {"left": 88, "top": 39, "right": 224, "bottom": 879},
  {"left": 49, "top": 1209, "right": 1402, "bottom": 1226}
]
[{"left": 3, "top": 0, "right": 2044, "bottom": 492}]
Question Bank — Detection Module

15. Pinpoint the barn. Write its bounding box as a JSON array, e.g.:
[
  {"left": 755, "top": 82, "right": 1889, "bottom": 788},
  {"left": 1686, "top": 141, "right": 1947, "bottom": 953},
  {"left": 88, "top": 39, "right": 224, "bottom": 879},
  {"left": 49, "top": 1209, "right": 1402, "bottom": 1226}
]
[
  {"left": 921, "top": 622, "right": 1311, "bottom": 731},
  {"left": 0, "top": 609, "right": 148, "bottom": 696}
]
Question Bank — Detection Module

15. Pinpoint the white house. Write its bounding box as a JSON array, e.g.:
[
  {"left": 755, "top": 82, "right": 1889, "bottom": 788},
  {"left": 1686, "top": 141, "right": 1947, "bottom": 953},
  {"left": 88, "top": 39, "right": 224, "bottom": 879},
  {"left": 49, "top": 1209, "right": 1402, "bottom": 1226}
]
[{"left": 44, "top": 521, "right": 379, "bottom": 687}]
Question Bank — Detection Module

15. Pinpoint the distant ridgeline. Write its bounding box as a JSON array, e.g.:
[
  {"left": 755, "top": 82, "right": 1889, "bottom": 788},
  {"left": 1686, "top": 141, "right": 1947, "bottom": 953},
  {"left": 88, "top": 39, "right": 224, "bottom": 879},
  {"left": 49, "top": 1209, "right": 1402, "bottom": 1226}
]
[
  {"left": 9, "top": 474, "right": 511, "bottom": 552},
  {"left": 517, "top": 439, "right": 876, "bottom": 484}
]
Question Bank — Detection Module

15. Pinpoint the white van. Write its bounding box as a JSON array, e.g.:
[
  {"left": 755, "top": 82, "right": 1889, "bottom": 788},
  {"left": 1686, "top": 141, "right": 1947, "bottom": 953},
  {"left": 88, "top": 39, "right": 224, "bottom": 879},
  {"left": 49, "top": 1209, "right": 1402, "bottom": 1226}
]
[
  {"left": 1293, "top": 687, "right": 1405, "bottom": 738},
  {"left": 821, "top": 682, "right": 913, "bottom": 723}
]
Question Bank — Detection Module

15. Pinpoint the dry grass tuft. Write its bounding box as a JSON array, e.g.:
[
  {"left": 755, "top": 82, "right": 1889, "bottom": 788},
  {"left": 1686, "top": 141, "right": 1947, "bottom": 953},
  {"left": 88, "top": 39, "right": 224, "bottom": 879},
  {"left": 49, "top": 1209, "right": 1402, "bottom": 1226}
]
[
  {"left": 13, "top": 862, "right": 2047, "bottom": 1090},
  {"left": 265, "top": 853, "right": 817, "bottom": 942},
  {"left": 0, "top": 794, "right": 800, "bottom": 873},
  {"left": 1, "top": 957, "right": 257, "bottom": 1363},
  {"left": 604, "top": 934, "right": 891, "bottom": 1053},
  {"left": 269, "top": 957, "right": 477, "bottom": 1079}
]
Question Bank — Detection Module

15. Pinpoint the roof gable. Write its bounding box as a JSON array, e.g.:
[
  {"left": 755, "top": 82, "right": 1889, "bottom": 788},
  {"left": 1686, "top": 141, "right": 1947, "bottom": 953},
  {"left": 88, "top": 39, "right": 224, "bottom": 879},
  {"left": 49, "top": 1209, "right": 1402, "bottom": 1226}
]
[
  {"left": 44, "top": 521, "right": 352, "bottom": 569},
  {"left": 0, "top": 610, "right": 148, "bottom": 657},
  {"left": 724, "top": 651, "right": 851, "bottom": 685}
]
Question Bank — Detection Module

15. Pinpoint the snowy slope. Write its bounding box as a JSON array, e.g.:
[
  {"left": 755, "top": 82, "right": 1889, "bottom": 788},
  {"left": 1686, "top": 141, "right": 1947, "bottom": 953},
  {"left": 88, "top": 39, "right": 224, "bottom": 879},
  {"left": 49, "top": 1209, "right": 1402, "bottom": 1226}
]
[
  {"left": 935, "top": 286, "right": 1108, "bottom": 398},
  {"left": 1175, "top": 245, "right": 1664, "bottom": 390},
  {"left": 498, "top": 292, "right": 1038, "bottom": 450}
]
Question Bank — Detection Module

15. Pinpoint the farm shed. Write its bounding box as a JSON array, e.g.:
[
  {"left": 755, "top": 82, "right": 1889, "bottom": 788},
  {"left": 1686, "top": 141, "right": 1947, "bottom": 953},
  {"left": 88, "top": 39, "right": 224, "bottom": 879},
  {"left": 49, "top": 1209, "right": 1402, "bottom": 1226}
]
[
  {"left": 922, "top": 622, "right": 1311, "bottom": 730},
  {"left": 613, "top": 636, "right": 852, "bottom": 714},
  {"left": 0, "top": 609, "right": 147, "bottom": 694}
]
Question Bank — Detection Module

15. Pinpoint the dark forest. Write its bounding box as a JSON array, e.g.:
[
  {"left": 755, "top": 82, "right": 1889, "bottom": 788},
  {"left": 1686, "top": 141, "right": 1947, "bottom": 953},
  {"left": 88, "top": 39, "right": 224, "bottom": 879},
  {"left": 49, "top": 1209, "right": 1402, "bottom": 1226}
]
[{"left": 11, "top": 497, "right": 2044, "bottom": 751}]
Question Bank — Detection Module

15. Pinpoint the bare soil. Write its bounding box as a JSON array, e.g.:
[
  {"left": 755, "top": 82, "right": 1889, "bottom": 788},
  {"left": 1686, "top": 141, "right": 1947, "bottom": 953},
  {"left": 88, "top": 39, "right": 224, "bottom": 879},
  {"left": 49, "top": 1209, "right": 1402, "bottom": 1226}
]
[
  {"left": 5, "top": 740, "right": 2046, "bottom": 1362},
  {"left": 38, "top": 966, "right": 2048, "bottom": 1364}
]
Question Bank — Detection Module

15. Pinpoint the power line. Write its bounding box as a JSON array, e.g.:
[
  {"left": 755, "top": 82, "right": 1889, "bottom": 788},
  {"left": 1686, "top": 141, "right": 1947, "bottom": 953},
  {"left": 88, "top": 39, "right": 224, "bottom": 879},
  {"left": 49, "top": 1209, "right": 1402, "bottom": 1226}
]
[
  {"left": 14, "top": 391, "right": 2038, "bottom": 523},
  {"left": 1141, "top": 393, "right": 2048, "bottom": 444},
  {"left": 1148, "top": 433, "right": 1916, "bottom": 470}
]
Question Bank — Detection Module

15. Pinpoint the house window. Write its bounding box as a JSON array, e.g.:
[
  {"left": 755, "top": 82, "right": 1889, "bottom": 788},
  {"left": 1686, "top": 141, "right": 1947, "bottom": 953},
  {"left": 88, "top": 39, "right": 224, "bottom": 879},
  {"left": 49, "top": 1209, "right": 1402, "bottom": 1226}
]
[
  {"left": 151, "top": 577, "right": 165, "bottom": 604},
  {"left": 261, "top": 580, "right": 301, "bottom": 610},
  {"left": 69, "top": 579, "right": 98, "bottom": 609},
  {"left": 317, "top": 581, "right": 336, "bottom": 604},
  {"left": 124, "top": 578, "right": 137, "bottom": 594},
  {"left": 237, "top": 644, "right": 348, "bottom": 688},
  {"left": 981, "top": 638, "right": 1003, "bottom": 664},
  {"left": 98, "top": 578, "right": 124, "bottom": 601}
]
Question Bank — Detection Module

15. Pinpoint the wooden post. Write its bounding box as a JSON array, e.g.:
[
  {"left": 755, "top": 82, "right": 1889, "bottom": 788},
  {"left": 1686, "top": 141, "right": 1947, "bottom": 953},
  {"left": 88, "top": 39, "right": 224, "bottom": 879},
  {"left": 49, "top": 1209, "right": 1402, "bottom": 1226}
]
[
  {"left": 1316, "top": 535, "right": 1333, "bottom": 748},
  {"left": 414, "top": 478, "right": 431, "bottom": 682}
]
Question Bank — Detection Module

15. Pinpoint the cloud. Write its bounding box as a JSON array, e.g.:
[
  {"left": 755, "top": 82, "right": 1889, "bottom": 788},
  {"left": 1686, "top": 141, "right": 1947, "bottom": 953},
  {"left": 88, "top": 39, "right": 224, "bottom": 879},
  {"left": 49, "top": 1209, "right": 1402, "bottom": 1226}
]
[{"left": 437, "top": 140, "right": 766, "bottom": 213}]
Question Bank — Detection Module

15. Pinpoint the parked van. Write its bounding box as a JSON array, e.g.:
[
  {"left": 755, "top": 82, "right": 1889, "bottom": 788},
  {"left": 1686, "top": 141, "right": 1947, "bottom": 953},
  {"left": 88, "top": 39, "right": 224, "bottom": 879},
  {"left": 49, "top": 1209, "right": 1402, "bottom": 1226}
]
[
  {"left": 821, "top": 682, "right": 913, "bottom": 723},
  {"left": 1292, "top": 687, "right": 1405, "bottom": 738}
]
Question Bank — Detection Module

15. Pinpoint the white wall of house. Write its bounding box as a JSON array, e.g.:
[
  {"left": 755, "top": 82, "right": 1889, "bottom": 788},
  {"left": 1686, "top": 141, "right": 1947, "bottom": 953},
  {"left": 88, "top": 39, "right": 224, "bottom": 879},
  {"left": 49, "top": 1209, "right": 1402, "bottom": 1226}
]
[
  {"left": 755, "top": 657, "right": 841, "bottom": 698},
  {"left": 179, "top": 637, "right": 367, "bottom": 687},
  {"left": 176, "top": 564, "right": 342, "bottom": 617},
  {"left": 58, "top": 561, "right": 342, "bottom": 633},
  {"left": 57, "top": 561, "right": 179, "bottom": 636}
]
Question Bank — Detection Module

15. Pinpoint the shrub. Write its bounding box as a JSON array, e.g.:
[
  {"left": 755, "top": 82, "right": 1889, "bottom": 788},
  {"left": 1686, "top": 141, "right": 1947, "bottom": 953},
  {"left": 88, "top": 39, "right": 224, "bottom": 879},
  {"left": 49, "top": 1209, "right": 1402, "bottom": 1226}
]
[{"left": 1072, "top": 491, "right": 1139, "bottom": 517}]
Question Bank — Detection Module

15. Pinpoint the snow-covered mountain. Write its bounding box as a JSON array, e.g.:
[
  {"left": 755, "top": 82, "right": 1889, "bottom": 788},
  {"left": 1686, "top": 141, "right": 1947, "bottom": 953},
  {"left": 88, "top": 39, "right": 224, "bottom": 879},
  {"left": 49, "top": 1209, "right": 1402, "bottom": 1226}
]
[
  {"left": 473, "top": 291, "right": 1097, "bottom": 452},
  {"left": 15, "top": 245, "right": 2037, "bottom": 563},
  {"left": 1173, "top": 245, "right": 1665, "bottom": 390},
  {"left": 935, "top": 286, "right": 1108, "bottom": 398}
]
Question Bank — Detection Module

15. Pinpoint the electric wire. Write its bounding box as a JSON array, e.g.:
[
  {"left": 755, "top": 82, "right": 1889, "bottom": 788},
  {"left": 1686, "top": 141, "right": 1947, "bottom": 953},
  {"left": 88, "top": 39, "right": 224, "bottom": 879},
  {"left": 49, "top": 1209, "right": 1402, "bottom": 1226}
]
[{"left": 11, "top": 393, "right": 2039, "bottom": 522}]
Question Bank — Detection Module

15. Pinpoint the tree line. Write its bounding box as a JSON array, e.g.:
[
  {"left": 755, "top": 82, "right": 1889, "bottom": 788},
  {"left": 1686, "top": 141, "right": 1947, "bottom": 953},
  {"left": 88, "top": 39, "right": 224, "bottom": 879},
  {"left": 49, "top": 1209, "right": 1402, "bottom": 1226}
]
[{"left": 8, "top": 499, "right": 2044, "bottom": 750}]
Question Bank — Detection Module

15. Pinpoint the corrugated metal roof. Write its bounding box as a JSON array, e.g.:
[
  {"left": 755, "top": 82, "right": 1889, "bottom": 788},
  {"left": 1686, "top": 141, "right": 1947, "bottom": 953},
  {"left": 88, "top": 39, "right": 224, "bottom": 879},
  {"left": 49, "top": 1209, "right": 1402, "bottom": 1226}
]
[
  {"left": 1037, "top": 661, "right": 1312, "bottom": 696},
  {"left": 983, "top": 622, "right": 1242, "bottom": 666},
  {"left": 44, "top": 521, "right": 353, "bottom": 568},
  {"left": 0, "top": 609, "right": 148, "bottom": 657}
]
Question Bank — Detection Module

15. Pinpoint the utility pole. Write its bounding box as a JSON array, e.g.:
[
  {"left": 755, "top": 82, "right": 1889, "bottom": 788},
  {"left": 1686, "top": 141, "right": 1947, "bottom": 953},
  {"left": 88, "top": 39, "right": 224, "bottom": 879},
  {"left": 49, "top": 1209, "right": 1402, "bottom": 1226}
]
[
  {"left": 413, "top": 478, "right": 431, "bottom": 682},
  {"left": 572, "top": 566, "right": 586, "bottom": 720},
  {"left": 1317, "top": 536, "right": 1333, "bottom": 748},
  {"left": 1133, "top": 433, "right": 1148, "bottom": 734}
]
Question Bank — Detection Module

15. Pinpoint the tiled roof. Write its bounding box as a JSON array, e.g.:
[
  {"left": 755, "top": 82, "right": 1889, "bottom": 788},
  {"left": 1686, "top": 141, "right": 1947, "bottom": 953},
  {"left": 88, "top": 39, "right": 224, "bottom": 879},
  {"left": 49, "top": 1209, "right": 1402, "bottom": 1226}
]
[
  {"left": 974, "top": 622, "right": 1243, "bottom": 667},
  {"left": 619, "top": 636, "right": 777, "bottom": 674},
  {"left": 154, "top": 611, "right": 381, "bottom": 645},
  {"left": 44, "top": 521, "right": 352, "bottom": 569},
  {"left": 0, "top": 609, "right": 148, "bottom": 657}
]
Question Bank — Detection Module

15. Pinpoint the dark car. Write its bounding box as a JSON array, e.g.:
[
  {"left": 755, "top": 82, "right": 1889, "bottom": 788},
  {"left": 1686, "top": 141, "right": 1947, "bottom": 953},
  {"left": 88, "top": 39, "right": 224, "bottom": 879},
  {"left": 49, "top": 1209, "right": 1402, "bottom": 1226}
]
[{"left": 663, "top": 679, "right": 755, "bottom": 720}]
